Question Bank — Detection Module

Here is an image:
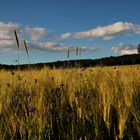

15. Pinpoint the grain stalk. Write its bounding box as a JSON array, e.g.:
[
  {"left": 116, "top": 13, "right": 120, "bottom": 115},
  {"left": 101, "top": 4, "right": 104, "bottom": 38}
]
[
  {"left": 67, "top": 49, "right": 70, "bottom": 59},
  {"left": 23, "top": 40, "right": 30, "bottom": 65},
  {"left": 13, "top": 29, "right": 20, "bottom": 69},
  {"left": 76, "top": 46, "right": 79, "bottom": 58}
]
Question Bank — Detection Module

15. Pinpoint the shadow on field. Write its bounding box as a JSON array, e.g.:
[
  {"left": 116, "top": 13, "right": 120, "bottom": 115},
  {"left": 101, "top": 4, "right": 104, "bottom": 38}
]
[{"left": 0, "top": 84, "right": 140, "bottom": 140}]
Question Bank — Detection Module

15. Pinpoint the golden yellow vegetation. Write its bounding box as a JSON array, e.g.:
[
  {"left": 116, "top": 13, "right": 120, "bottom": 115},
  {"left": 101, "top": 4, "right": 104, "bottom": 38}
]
[{"left": 0, "top": 65, "right": 140, "bottom": 139}]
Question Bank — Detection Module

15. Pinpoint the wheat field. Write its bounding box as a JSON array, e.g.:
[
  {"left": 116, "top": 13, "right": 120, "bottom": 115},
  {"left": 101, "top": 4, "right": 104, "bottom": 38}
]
[{"left": 0, "top": 65, "right": 140, "bottom": 140}]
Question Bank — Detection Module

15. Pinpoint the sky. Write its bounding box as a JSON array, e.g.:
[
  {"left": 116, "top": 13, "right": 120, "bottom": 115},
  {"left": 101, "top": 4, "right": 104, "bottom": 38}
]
[{"left": 0, "top": 0, "right": 140, "bottom": 64}]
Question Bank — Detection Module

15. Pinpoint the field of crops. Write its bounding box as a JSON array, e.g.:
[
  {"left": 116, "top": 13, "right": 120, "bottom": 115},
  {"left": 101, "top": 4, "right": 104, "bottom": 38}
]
[{"left": 0, "top": 65, "right": 140, "bottom": 140}]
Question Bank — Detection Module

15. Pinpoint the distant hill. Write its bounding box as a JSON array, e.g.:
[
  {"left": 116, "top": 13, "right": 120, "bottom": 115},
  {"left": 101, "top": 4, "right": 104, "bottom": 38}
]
[{"left": 0, "top": 54, "right": 140, "bottom": 70}]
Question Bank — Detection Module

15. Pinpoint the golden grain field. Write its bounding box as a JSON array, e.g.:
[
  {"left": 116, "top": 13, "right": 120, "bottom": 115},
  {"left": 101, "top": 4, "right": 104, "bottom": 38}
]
[{"left": 0, "top": 65, "right": 140, "bottom": 140}]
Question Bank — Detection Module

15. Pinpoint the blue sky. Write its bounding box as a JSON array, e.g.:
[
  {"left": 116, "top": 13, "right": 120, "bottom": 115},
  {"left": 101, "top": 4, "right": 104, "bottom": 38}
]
[{"left": 0, "top": 0, "right": 140, "bottom": 64}]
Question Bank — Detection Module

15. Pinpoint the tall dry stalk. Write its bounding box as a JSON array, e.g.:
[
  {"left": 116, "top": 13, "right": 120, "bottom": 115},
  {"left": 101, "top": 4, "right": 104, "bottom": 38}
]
[
  {"left": 79, "top": 47, "right": 81, "bottom": 58},
  {"left": 23, "top": 40, "right": 30, "bottom": 64},
  {"left": 13, "top": 29, "right": 20, "bottom": 67},
  {"left": 76, "top": 46, "right": 81, "bottom": 59},
  {"left": 76, "top": 46, "right": 79, "bottom": 58},
  {"left": 67, "top": 49, "right": 70, "bottom": 59}
]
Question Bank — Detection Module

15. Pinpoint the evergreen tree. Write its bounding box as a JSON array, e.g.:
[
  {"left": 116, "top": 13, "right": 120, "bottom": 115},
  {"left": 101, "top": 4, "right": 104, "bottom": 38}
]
[{"left": 138, "top": 44, "right": 140, "bottom": 54}]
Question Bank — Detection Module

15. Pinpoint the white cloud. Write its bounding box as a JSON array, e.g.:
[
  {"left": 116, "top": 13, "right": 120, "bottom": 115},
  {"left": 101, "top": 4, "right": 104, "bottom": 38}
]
[
  {"left": 0, "top": 39, "right": 100, "bottom": 53},
  {"left": 60, "top": 33, "right": 72, "bottom": 39},
  {"left": 0, "top": 39, "right": 16, "bottom": 52},
  {"left": 27, "top": 41, "right": 99, "bottom": 52},
  {"left": 0, "top": 22, "right": 20, "bottom": 40},
  {"left": 61, "top": 22, "right": 140, "bottom": 40},
  {"left": 1, "top": 21, "right": 139, "bottom": 55},
  {"left": 0, "top": 22, "right": 99, "bottom": 53},
  {"left": 111, "top": 43, "right": 138, "bottom": 55},
  {"left": 25, "top": 27, "right": 48, "bottom": 41},
  {"left": 0, "top": 39, "right": 14, "bottom": 47},
  {"left": 0, "top": 22, "right": 48, "bottom": 52},
  {"left": 0, "top": 22, "right": 20, "bottom": 31},
  {"left": 120, "top": 49, "right": 137, "bottom": 55},
  {"left": 0, "top": 22, "right": 49, "bottom": 42}
]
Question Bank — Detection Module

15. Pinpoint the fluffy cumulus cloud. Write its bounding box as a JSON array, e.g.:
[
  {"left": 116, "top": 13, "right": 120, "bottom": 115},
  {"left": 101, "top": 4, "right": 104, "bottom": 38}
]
[
  {"left": 26, "top": 41, "right": 100, "bottom": 52},
  {"left": 0, "top": 21, "right": 139, "bottom": 54},
  {"left": 25, "top": 27, "right": 48, "bottom": 41},
  {"left": 60, "top": 22, "right": 140, "bottom": 40},
  {"left": 0, "top": 21, "right": 100, "bottom": 53},
  {"left": 0, "top": 39, "right": 14, "bottom": 46},
  {"left": 60, "top": 33, "right": 72, "bottom": 39},
  {"left": 0, "top": 22, "right": 50, "bottom": 52},
  {"left": 0, "top": 22, "right": 20, "bottom": 40},
  {"left": 0, "top": 22, "right": 48, "bottom": 41},
  {"left": 0, "top": 39, "right": 15, "bottom": 52},
  {"left": 111, "top": 43, "right": 138, "bottom": 55}
]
